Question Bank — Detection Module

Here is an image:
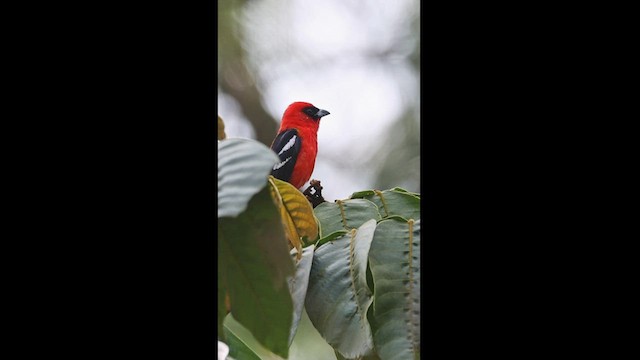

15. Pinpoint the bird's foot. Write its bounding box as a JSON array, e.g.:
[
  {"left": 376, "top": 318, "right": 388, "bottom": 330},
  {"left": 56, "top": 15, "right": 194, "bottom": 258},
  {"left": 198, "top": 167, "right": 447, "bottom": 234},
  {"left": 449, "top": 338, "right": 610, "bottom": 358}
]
[{"left": 303, "top": 179, "right": 326, "bottom": 208}]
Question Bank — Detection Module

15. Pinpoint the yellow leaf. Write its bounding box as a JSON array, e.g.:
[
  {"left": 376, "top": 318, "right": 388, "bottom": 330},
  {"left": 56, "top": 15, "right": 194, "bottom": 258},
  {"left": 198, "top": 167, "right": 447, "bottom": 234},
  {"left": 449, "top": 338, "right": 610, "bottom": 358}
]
[
  {"left": 218, "top": 115, "right": 227, "bottom": 140},
  {"left": 268, "top": 176, "right": 319, "bottom": 255},
  {"left": 270, "top": 181, "right": 302, "bottom": 253}
]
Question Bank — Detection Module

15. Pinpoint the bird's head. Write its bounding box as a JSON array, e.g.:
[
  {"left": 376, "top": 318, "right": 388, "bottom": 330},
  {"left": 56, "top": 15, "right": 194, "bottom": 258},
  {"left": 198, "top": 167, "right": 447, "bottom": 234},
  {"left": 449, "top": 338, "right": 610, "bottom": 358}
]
[{"left": 281, "top": 102, "right": 330, "bottom": 130}]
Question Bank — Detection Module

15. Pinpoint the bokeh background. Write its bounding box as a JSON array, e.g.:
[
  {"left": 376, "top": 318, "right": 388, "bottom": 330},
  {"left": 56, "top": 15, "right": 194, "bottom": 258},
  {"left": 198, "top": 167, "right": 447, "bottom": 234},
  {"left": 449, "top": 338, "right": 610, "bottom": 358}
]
[{"left": 219, "top": 0, "right": 420, "bottom": 201}]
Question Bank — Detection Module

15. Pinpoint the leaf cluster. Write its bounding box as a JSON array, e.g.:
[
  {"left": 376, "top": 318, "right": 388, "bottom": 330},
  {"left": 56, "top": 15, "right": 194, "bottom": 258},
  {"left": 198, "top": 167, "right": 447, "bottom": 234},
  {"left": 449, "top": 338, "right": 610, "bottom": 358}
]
[{"left": 218, "top": 117, "right": 420, "bottom": 359}]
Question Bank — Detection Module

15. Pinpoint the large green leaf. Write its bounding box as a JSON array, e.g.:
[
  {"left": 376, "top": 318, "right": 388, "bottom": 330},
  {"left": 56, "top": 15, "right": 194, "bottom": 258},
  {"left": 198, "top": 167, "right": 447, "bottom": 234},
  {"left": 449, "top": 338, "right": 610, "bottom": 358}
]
[
  {"left": 218, "top": 138, "right": 279, "bottom": 218},
  {"left": 218, "top": 186, "right": 294, "bottom": 358},
  {"left": 314, "top": 199, "right": 381, "bottom": 237},
  {"left": 305, "top": 219, "right": 377, "bottom": 359},
  {"left": 368, "top": 218, "right": 420, "bottom": 360},
  {"left": 351, "top": 189, "right": 420, "bottom": 221},
  {"left": 288, "top": 245, "right": 315, "bottom": 346}
]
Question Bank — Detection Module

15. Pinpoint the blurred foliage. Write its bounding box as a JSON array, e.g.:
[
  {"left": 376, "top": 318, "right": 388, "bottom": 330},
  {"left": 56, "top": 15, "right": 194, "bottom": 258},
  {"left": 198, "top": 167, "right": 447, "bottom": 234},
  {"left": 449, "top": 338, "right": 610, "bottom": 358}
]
[
  {"left": 218, "top": 0, "right": 278, "bottom": 146},
  {"left": 218, "top": 0, "right": 420, "bottom": 193},
  {"left": 218, "top": 131, "right": 421, "bottom": 359},
  {"left": 309, "top": 189, "right": 421, "bottom": 359}
]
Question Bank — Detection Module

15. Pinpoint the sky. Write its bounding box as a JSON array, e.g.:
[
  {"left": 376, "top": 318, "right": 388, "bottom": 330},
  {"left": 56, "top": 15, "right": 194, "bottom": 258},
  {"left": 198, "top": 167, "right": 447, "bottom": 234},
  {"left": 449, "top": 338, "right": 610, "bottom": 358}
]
[{"left": 218, "top": 0, "right": 420, "bottom": 201}]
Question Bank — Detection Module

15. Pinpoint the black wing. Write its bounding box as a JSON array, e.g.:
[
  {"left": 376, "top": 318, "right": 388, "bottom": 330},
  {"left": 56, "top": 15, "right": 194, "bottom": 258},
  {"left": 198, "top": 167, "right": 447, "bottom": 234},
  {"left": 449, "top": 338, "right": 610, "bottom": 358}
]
[{"left": 270, "top": 128, "right": 301, "bottom": 183}]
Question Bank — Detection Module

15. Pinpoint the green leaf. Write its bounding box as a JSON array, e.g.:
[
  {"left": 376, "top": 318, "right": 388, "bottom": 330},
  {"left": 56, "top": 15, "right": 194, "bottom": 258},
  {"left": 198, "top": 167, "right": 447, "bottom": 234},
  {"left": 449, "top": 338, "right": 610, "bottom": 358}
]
[
  {"left": 314, "top": 199, "right": 381, "bottom": 237},
  {"left": 218, "top": 186, "right": 294, "bottom": 358},
  {"left": 288, "top": 309, "right": 338, "bottom": 360},
  {"left": 225, "top": 311, "right": 338, "bottom": 360},
  {"left": 218, "top": 138, "right": 279, "bottom": 218},
  {"left": 223, "top": 316, "right": 262, "bottom": 360},
  {"left": 382, "top": 215, "right": 411, "bottom": 223},
  {"left": 223, "top": 314, "right": 284, "bottom": 360},
  {"left": 218, "top": 264, "right": 228, "bottom": 339},
  {"left": 388, "top": 187, "right": 420, "bottom": 198},
  {"left": 315, "top": 230, "right": 349, "bottom": 248},
  {"left": 335, "top": 350, "right": 382, "bottom": 360},
  {"left": 288, "top": 245, "right": 315, "bottom": 346},
  {"left": 305, "top": 219, "right": 377, "bottom": 359},
  {"left": 359, "top": 189, "right": 420, "bottom": 221},
  {"left": 349, "top": 190, "right": 376, "bottom": 198},
  {"left": 369, "top": 218, "right": 420, "bottom": 360}
]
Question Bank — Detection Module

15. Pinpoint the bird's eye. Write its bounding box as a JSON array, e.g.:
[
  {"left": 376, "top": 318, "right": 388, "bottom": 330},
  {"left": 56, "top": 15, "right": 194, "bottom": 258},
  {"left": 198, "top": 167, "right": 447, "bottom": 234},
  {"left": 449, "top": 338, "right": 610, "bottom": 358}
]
[{"left": 303, "top": 107, "right": 318, "bottom": 117}]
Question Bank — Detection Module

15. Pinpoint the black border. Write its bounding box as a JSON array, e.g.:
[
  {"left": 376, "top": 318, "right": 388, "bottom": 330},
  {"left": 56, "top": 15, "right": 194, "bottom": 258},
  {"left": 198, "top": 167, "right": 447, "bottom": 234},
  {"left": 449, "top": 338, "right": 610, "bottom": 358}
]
[{"left": 17, "top": 1, "right": 617, "bottom": 358}]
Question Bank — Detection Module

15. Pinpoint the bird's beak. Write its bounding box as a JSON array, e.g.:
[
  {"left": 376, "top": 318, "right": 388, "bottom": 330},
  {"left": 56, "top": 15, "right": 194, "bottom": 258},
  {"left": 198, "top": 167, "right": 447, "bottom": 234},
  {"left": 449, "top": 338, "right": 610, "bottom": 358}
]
[{"left": 315, "top": 109, "right": 330, "bottom": 118}]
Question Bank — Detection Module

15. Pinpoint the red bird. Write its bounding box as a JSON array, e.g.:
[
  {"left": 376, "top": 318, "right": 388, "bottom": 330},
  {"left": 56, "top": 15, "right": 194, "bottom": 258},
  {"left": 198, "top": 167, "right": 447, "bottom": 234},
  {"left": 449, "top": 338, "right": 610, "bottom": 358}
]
[{"left": 270, "top": 102, "right": 330, "bottom": 189}]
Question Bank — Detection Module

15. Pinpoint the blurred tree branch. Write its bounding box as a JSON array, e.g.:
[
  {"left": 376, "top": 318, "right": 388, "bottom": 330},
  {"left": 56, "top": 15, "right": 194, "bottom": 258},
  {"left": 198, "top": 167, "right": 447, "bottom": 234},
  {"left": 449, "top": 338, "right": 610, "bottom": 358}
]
[
  {"left": 218, "top": 0, "right": 278, "bottom": 146},
  {"left": 372, "top": 110, "right": 420, "bottom": 193}
]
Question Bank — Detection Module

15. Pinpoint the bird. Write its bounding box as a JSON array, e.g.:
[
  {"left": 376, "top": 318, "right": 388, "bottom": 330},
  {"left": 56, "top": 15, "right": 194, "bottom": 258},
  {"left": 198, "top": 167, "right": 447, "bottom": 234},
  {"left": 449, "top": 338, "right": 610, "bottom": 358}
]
[{"left": 270, "top": 102, "right": 330, "bottom": 189}]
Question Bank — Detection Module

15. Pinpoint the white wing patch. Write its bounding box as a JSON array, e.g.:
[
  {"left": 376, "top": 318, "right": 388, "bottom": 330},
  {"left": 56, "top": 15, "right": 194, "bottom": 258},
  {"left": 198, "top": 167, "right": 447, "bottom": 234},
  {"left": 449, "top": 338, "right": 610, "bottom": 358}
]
[
  {"left": 273, "top": 156, "right": 292, "bottom": 170},
  {"left": 278, "top": 135, "right": 297, "bottom": 155}
]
